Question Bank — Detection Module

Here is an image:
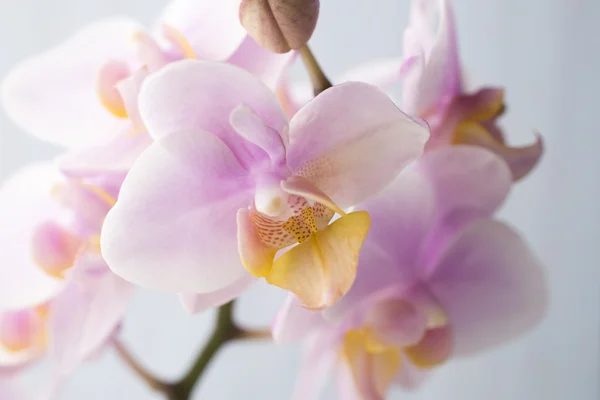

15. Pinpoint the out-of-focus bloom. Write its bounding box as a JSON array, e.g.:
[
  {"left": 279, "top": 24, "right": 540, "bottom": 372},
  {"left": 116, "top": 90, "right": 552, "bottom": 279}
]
[
  {"left": 1, "top": 0, "right": 294, "bottom": 177},
  {"left": 273, "top": 146, "right": 547, "bottom": 399},
  {"left": 401, "top": 0, "right": 542, "bottom": 180},
  {"left": 0, "top": 164, "right": 132, "bottom": 394},
  {"left": 279, "top": 0, "right": 542, "bottom": 180},
  {"left": 0, "top": 378, "right": 28, "bottom": 400},
  {"left": 101, "top": 59, "right": 429, "bottom": 310},
  {"left": 240, "top": 0, "right": 320, "bottom": 53}
]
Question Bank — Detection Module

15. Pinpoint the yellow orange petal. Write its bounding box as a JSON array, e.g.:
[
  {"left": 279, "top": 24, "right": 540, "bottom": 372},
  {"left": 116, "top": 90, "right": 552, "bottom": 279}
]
[
  {"left": 266, "top": 211, "right": 370, "bottom": 309},
  {"left": 343, "top": 329, "right": 401, "bottom": 399},
  {"left": 237, "top": 209, "right": 276, "bottom": 277}
]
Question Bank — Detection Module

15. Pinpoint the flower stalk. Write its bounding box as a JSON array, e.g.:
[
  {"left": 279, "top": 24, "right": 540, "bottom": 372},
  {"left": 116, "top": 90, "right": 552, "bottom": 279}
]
[
  {"left": 299, "top": 45, "right": 332, "bottom": 96},
  {"left": 115, "top": 300, "right": 271, "bottom": 400}
]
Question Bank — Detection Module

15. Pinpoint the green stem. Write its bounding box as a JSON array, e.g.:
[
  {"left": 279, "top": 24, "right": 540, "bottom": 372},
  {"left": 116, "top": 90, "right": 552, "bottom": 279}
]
[
  {"left": 116, "top": 300, "right": 271, "bottom": 400},
  {"left": 299, "top": 45, "right": 333, "bottom": 96},
  {"left": 114, "top": 339, "right": 173, "bottom": 395},
  {"left": 166, "top": 301, "right": 241, "bottom": 399}
]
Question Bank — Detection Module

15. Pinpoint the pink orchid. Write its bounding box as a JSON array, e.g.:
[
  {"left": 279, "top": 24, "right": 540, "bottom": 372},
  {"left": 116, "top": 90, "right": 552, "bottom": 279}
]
[
  {"left": 100, "top": 59, "right": 429, "bottom": 310},
  {"left": 401, "top": 0, "right": 543, "bottom": 180},
  {"left": 0, "top": 163, "right": 132, "bottom": 393},
  {"left": 280, "top": 0, "right": 542, "bottom": 180},
  {"left": 273, "top": 146, "right": 547, "bottom": 399},
  {"left": 1, "top": 0, "right": 294, "bottom": 177}
]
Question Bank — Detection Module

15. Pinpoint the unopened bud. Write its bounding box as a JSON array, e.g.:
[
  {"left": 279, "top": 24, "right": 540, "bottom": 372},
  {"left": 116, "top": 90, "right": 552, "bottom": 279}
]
[{"left": 240, "top": 0, "right": 320, "bottom": 53}]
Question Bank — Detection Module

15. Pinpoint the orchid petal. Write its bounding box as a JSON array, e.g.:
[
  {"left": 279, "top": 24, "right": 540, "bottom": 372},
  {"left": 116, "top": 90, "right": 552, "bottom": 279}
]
[
  {"left": 272, "top": 294, "right": 327, "bottom": 344},
  {"left": 0, "top": 164, "right": 67, "bottom": 309},
  {"left": 138, "top": 60, "right": 288, "bottom": 168},
  {"left": 101, "top": 129, "right": 253, "bottom": 293},
  {"left": 288, "top": 82, "right": 429, "bottom": 208},
  {"left": 69, "top": 255, "right": 133, "bottom": 361},
  {"left": 179, "top": 274, "right": 255, "bottom": 314},
  {"left": 402, "top": 0, "right": 461, "bottom": 116},
  {"left": 394, "top": 354, "right": 429, "bottom": 389},
  {"left": 266, "top": 211, "right": 370, "bottom": 309},
  {"left": 404, "top": 325, "right": 453, "bottom": 368},
  {"left": 237, "top": 209, "right": 277, "bottom": 277},
  {"left": 58, "top": 131, "right": 153, "bottom": 178},
  {"left": 229, "top": 105, "right": 287, "bottom": 165},
  {"left": 343, "top": 330, "right": 401, "bottom": 400},
  {"left": 454, "top": 123, "right": 544, "bottom": 181},
  {"left": 159, "top": 0, "right": 246, "bottom": 61},
  {"left": 1, "top": 17, "right": 142, "bottom": 148},
  {"left": 429, "top": 220, "right": 547, "bottom": 356},
  {"left": 291, "top": 332, "right": 339, "bottom": 400},
  {"left": 366, "top": 298, "right": 427, "bottom": 348}
]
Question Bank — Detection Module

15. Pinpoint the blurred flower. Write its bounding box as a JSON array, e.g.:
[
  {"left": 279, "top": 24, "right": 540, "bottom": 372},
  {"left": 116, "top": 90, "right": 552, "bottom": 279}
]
[
  {"left": 0, "top": 163, "right": 132, "bottom": 396},
  {"left": 240, "top": 0, "right": 320, "bottom": 53},
  {"left": 273, "top": 146, "right": 547, "bottom": 399},
  {"left": 1, "top": 0, "right": 294, "bottom": 178},
  {"left": 278, "top": 0, "right": 543, "bottom": 180},
  {"left": 401, "top": 0, "right": 543, "bottom": 180},
  {"left": 100, "top": 59, "right": 429, "bottom": 310}
]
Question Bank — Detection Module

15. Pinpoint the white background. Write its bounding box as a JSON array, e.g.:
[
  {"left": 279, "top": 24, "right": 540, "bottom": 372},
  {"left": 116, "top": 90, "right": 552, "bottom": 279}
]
[{"left": 0, "top": 0, "right": 598, "bottom": 399}]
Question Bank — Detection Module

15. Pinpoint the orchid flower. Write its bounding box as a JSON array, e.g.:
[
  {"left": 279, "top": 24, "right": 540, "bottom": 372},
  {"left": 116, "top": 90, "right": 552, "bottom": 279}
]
[
  {"left": 0, "top": 163, "right": 132, "bottom": 394},
  {"left": 279, "top": 0, "right": 542, "bottom": 180},
  {"left": 100, "top": 59, "right": 429, "bottom": 310},
  {"left": 401, "top": 0, "right": 543, "bottom": 180},
  {"left": 273, "top": 146, "right": 547, "bottom": 399},
  {"left": 1, "top": 0, "right": 294, "bottom": 177}
]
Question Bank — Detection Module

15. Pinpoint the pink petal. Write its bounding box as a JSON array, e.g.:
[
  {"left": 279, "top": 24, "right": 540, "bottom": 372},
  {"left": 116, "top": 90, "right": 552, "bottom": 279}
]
[
  {"left": 101, "top": 129, "right": 254, "bottom": 293},
  {"left": 158, "top": 0, "right": 246, "bottom": 61},
  {"left": 402, "top": 0, "right": 461, "bottom": 116},
  {"left": 1, "top": 17, "right": 142, "bottom": 148},
  {"left": 48, "top": 261, "right": 132, "bottom": 374},
  {"left": 138, "top": 60, "right": 288, "bottom": 168},
  {"left": 58, "top": 132, "right": 153, "bottom": 178},
  {"left": 338, "top": 57, "right": 404, "bottom": 91},
  {"left": 179, "top": 274, "right": 255, "bottom": 314},
  {"left": 291, "top": 332, "right": 340, "bottom": 400},
  {"left": 366, "top": 298, "right": 427, "bottom": 348},
  {"left": 287, "top": 82, "right": 429, "bottom": 208},
  {"left": 0, "top": 164, "right": 67, "bottom": 309},
  {"left": 404, "top": 325, "right": 453, "bottom": 368},
  {"left": 429, "top": 219, "right": 547, "bottom": 356},
  {"left": 227, "top": 36, "right": 296, "bottom": 90},
  {"left": 229, "top": 105, "right": 287, "bottom": 166},
  {"left": 272, "top": 294, "right": 327, "bottom": 344},
  {"left": 72, "top": 257, "right": 133, "bottom": 361},
  {"left": 394, "top": 354, "right": 429, "bottom": 389},
  {"left": 335, "top": 362, "right": 362, "bottom": 400},
  {"left": 417, "top": 145, "right": 512, "bottom": 215}
]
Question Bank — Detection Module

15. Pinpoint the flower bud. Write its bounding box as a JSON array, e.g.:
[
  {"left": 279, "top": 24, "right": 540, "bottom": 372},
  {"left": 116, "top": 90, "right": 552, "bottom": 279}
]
[{"left": 240, "top": 0, "right": 320, "bottom": 53}]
